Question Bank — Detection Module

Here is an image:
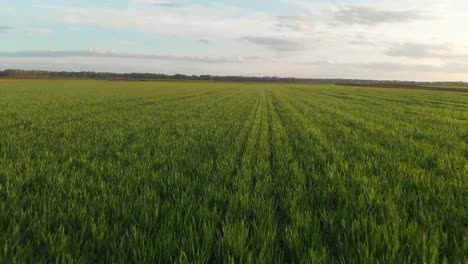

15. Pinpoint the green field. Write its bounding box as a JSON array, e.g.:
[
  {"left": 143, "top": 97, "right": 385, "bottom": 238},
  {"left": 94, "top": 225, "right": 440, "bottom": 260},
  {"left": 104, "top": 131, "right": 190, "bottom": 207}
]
[{"left": 0, "top": 80, "right": 467, "bottom": 263}]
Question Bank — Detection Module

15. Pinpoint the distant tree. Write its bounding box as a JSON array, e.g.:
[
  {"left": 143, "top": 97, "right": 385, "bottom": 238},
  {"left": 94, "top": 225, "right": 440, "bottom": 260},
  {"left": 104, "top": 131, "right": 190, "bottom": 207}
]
[{"left": 0, "top": 69, "right": 466, "bottom": 86}]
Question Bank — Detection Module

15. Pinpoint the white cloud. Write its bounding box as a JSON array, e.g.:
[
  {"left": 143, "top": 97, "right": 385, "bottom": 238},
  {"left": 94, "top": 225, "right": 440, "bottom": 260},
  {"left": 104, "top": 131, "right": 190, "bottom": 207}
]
[
  {"left": 28, "top": 28, "right": 56, "bottom": 36},
  {"left": 385, "top": 43, "right": 466, "bottom": 59},
  {"left": 332, "top": 6, "right": 428, "bottom": 25},
  {"left": 243, "top": 36, "right": 307, "bottom": 52},
  {"left": 60, "top": 5, "right": 288, "bottom": 41},
  {"left": 0, "top": 49, "right": 263, "bottom": 63},
  {"left": 133, "top": 0, "right": 183, "bottom": 7}
]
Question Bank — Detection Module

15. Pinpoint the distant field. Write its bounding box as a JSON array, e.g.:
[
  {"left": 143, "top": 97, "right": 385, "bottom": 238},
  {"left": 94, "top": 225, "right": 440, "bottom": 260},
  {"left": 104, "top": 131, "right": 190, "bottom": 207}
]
[
  {"left": 0, "top": 80, "right": 467, "bottom": 263},
  {"left": 336, "top": 82, "right": 468, "bottom": 93},
  {"left": 423, "top": 84, "right": 468, "bottom": 89}
]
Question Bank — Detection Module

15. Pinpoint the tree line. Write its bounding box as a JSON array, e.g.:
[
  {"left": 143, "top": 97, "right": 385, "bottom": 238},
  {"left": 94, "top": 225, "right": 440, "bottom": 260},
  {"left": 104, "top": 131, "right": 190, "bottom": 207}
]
[{"left": 1, "top": 69, "right": 466, "bottom": 86}]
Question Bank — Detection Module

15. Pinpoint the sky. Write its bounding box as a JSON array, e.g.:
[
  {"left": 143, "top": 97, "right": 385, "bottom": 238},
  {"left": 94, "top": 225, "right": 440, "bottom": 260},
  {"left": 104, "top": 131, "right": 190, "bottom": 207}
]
[{"left": 1, "top": 0, "right": 468, "bottom": 81}]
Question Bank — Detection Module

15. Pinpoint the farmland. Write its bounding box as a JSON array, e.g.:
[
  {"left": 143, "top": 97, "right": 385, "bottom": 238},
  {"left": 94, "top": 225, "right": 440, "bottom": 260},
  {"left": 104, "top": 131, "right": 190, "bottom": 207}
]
[
  {"left": 423, "top": 84, "right": 468, "bottom": 90},
  {"left": 0, "top": 80, "right": 467, "bottom": 263}
]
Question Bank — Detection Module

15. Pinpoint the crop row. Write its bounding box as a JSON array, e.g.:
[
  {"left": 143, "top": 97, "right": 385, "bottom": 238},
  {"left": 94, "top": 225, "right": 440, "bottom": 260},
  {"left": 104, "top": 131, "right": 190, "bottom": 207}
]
[{"left": 0, "top": 80, "right": 466, "bottom": 262}]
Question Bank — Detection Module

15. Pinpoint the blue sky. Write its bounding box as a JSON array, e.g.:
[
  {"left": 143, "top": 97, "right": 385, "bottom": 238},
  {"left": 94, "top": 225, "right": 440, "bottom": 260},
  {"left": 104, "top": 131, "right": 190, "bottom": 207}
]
[{"left": 1, "top": 0, "right": 468, "bottom": 81}]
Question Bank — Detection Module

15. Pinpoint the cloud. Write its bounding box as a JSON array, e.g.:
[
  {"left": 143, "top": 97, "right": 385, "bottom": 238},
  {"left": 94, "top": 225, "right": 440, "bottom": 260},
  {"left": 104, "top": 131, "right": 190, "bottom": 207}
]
[
  {"left": 133, "top": 0, "right": 182, "bottom": 7},
  {"left": 386, "top": 43, "right": 445, "bottom": 58},
  {"left": 151, "top": 1, "right": 182, "bottom": 7},
  {"left": 0, "top": 26, "right": 12, "bottom": 33},
  {"left": 28, "top": 28, "right": 56, "bottom": 36},
  {"left": 276, "top": 16, "right": 312, "bottom": 33},
  {"left": 360, "top": 62, "right": 468, "bottom": 73},
  {"left": 361, "top": 62, "right": 440, "bottom": 72},
  {"left": 348, "top": 40, "right": 377, "bottom": 46},
  {"left": 243, "top": 36, "right": 306, "bottom": 52},
  {"left": 333, "top": 6, "right": 427, "bottom": 25},
  {"left": 300, "top": 60, "right": 468, "bottom": 74},
  {"left": 0, "top": 50, "right": 262, "bottom": 63},
  {"left": 61, "top": 6, "right": 270, "bottom": 40},
  {"left": 4, "top": 0, "right": 468, "bottom": 81},
  {"left": 385, "top": 43, "right": 468, "bottom": 59}
]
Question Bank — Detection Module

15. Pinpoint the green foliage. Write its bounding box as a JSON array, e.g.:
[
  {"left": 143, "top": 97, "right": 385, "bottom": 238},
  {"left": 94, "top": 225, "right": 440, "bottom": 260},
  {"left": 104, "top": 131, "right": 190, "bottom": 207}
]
[{"left": 0, "top": 80, "right": 467, "bottom": 263}]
